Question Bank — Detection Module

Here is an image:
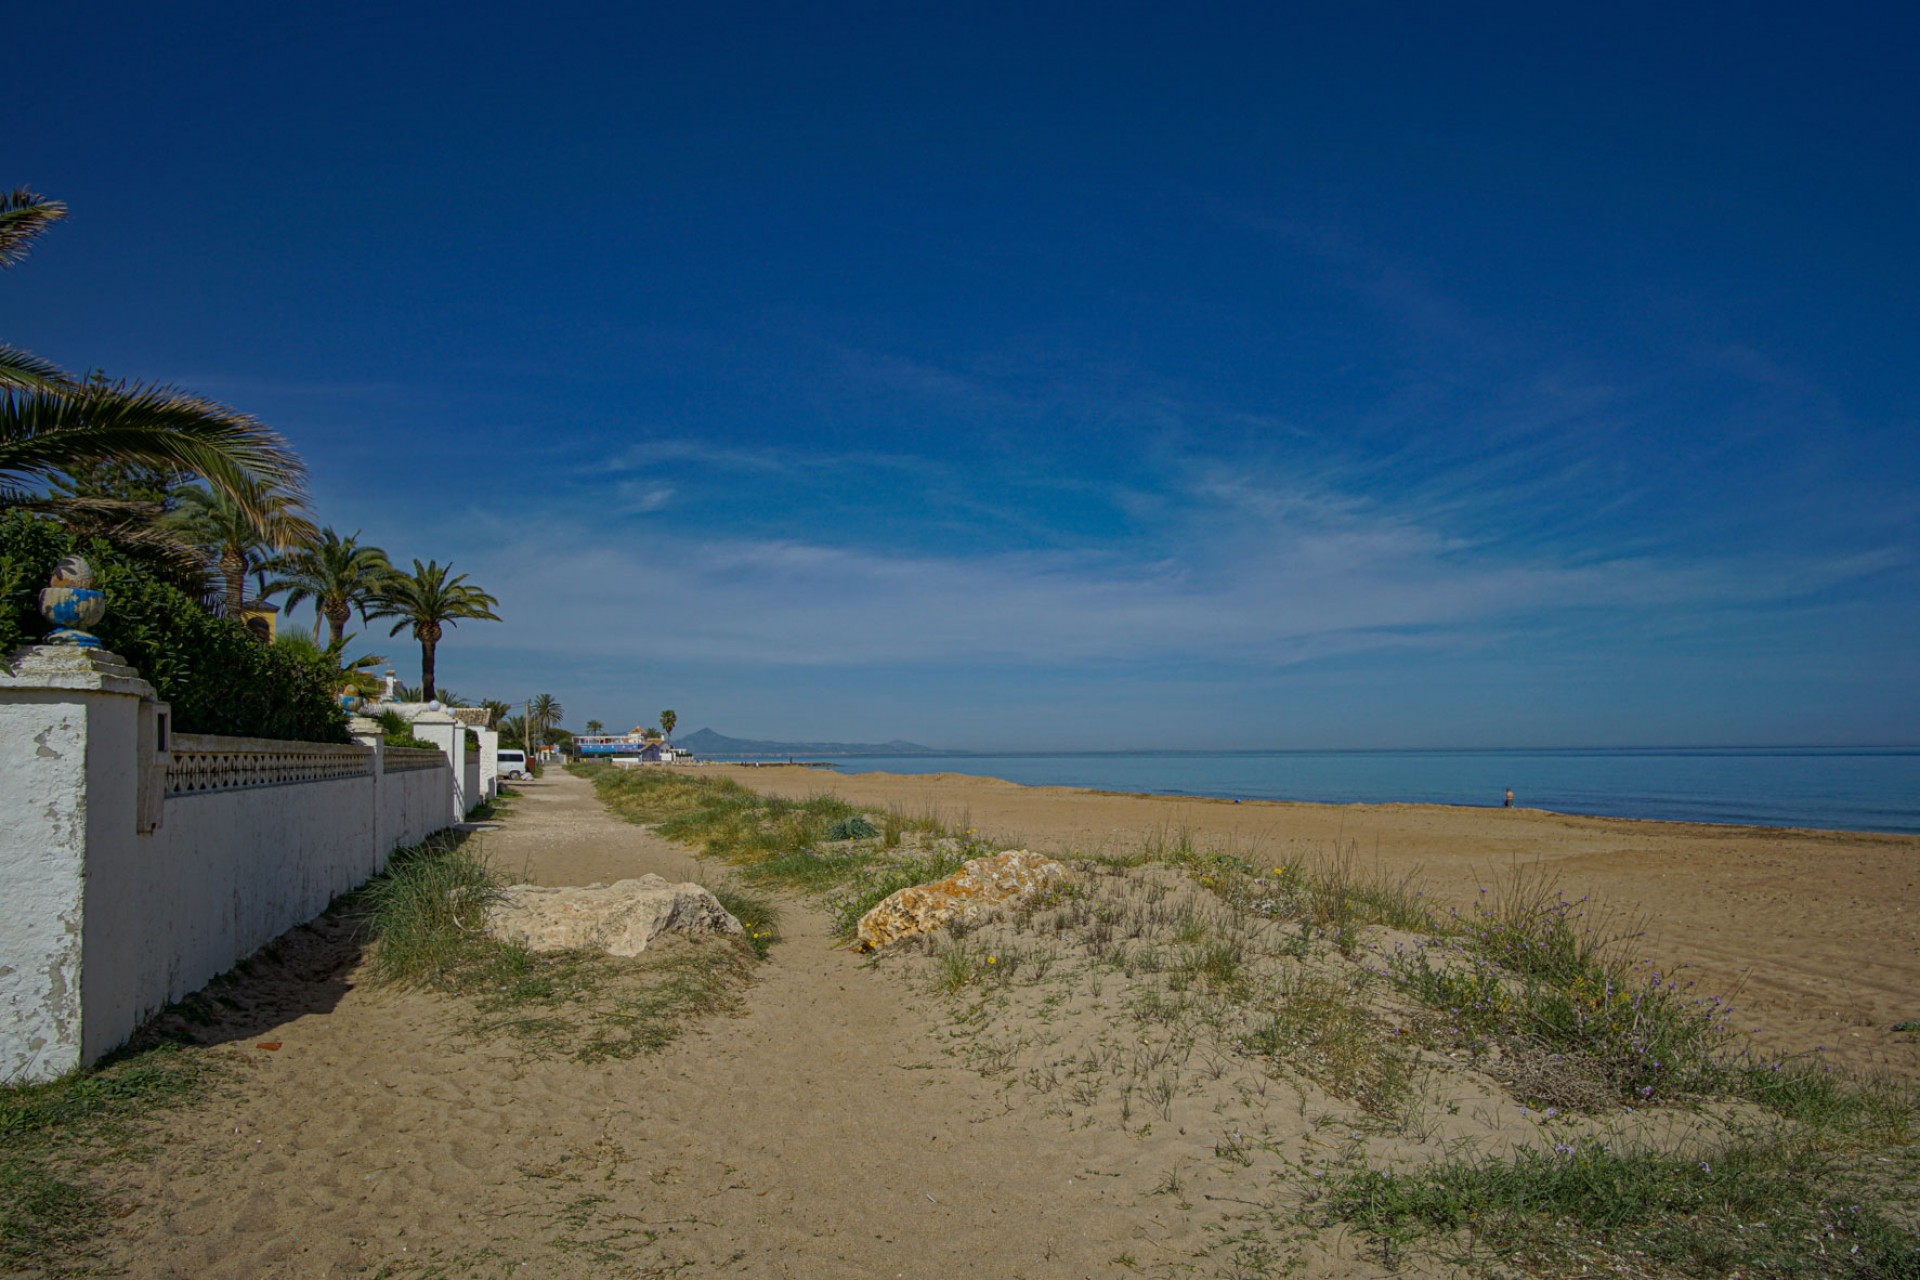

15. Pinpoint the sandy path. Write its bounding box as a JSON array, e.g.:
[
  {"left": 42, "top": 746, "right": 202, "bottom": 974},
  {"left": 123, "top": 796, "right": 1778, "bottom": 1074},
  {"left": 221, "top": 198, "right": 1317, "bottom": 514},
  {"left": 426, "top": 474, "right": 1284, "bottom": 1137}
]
[
  {"left": 92, "top": 771, "right": 1285, "bottom": 1279},
  {"left": 714, "top": 766, "right": 1920, "bottom": 1077}
]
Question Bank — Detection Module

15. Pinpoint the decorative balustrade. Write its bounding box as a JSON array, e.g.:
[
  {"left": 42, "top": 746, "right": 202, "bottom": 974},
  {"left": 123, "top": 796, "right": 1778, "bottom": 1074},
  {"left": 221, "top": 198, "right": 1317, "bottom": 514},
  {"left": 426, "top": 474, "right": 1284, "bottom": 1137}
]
[
  {"left": 382, "top": 746, "right": 449, "bottom": 773},
  {"left": 164, "top": 733, "right": 375, "bottom": 796}
]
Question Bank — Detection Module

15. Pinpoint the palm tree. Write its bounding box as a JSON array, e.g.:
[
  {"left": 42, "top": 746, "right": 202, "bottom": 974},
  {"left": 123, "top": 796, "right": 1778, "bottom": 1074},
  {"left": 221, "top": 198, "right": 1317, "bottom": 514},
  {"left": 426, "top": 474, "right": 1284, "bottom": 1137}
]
[
  {"left": 2, "top": 189, "right": 305, "bottom": 516},
  {"left": 169, "top": 479, "right": 316, "bottom": 617},
  {"left": 371, "top": 559, "right": 501, "bottom": 703},
  {"left": 584, "top": 718, "right": 605, "bottom": 735},
  {"left": 266, "top": 528, "right": 392, "bottom": 644},
  {"left": 529, "top": 693, "right": 564, "bottom": 748},
  {"left": 660, "top": 709, "right": 676, "bottom": 740}
]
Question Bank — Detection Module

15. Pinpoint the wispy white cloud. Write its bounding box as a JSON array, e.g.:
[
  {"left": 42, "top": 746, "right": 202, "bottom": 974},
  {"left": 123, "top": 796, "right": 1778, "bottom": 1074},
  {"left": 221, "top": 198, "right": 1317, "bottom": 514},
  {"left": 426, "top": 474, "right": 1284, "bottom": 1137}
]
[
  {"left": 445, "top": 464, "right": 1906, "bottom": 673},
  {"left": 614, "top": 480, "right": 675, "bottom": 513}
]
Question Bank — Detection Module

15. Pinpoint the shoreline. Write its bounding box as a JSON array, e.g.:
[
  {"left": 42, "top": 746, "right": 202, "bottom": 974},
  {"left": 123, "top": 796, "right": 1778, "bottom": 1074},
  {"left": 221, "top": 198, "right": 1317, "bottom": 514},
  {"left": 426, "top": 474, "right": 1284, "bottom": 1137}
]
[
  {"left": 710, "top": 763, "right": 1920, "bottom": 1078},
  {"left": 734, "top": 746, "right": 1920, "bottom": 837}
]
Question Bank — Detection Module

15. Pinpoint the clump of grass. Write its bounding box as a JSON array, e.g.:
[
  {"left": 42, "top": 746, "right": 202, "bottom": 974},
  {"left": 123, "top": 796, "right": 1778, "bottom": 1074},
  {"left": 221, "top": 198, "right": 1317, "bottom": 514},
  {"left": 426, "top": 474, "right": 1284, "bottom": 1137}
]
[
  {"left": 1324, "top": 1134, "right": 1920, "bottom": 1278},
  {"left": 1243, "top": 971, "right": 1413, "bottom": 1117},
  {"left": 1, "top": 1044, "right": 215, "bottom": 1274},
  {"left": 932, "top": 937, "right": 984, "bottom": 994},
  {"left": 710, "top": 881, "right": 782, "bottom": 960},
  {"left": 1387, "top": 872, "right": 1730, "bottom": 1104},
  {"left": 1239, "top": 847, "right": 1432, "bottom": 949},
  {"left": 359, "top": 833, "right": 503, "bottom": 988},
  {"left": 1732, "top": 1059, "right": 1919, "bottom": 1147}
]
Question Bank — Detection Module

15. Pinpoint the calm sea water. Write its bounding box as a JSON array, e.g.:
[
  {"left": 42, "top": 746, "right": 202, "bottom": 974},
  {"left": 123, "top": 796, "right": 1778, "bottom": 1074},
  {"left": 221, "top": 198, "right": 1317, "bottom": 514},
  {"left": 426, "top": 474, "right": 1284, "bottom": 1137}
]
[{"left": 801, "top": 749, "right": 1920, "bottom": 835}]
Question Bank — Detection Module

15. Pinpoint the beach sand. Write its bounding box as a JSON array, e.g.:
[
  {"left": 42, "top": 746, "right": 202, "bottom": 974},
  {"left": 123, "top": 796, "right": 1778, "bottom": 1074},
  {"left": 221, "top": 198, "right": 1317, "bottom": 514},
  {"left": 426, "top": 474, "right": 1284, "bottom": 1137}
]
[
  {"left": 714, "top": 765, "right": 1920, "bottom": 1076},
  {"left": 70, "top": 765, "right": 1918, "bottom": 1278},
  {"left": 94, "top": 771, "right": 1347, "bottom": 1279}
]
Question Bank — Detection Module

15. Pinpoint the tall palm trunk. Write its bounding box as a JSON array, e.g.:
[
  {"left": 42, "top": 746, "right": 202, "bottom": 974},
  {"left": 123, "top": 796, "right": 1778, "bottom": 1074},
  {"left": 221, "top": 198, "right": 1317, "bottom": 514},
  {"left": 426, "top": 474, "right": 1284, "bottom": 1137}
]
[
  {"left": 221, "top": 548, "right": 247, "bottom": 617},
  {"left": 325, "top": 598, "right": 352, "bottom": 646},
  {"left": 416, "top": 620, "right": 442, "bottom": 702}
]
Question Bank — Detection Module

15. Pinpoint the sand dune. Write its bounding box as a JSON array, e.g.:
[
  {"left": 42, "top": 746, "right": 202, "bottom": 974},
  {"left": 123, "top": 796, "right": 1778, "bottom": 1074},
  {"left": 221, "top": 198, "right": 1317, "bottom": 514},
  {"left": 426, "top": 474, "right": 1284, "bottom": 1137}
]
[{"left": 715, "top": 765, "right": 1920, "bottom": 1077}]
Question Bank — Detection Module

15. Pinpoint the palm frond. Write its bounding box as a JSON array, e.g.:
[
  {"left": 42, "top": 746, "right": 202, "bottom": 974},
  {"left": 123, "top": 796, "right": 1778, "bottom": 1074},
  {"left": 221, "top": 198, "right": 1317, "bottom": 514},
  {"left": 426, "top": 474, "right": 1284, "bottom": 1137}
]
[
  {"left": 0, "top": 381, "right": 307, "bottom": 511},
  {"left": 0, "top": 188, "right": 68, "bottom": 268},
  {"left": 0, "top": 344, "right": 75, "bottom": 393},
  {"left": 11, "top": 493, "right": 215, "bottom": 592}
]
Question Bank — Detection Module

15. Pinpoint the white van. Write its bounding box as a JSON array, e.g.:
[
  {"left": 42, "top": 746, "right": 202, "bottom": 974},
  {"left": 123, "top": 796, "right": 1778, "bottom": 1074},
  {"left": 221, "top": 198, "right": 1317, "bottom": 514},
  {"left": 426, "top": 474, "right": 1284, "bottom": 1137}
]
[{"left": 497, "top": 749, "right": 529, "bottom": 780}]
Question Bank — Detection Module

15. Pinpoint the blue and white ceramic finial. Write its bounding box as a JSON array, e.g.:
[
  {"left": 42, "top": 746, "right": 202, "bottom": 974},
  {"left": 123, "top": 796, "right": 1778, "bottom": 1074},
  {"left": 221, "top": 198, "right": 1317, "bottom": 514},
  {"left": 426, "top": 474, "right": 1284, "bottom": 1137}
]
[{"left": 39, "top": 556, "right": 106, "bottom": 648}]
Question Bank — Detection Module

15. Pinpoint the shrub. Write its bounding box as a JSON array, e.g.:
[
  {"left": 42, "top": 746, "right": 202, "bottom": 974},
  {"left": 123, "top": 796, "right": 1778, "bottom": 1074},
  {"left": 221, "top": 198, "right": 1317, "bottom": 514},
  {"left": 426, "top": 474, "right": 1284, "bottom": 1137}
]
[
  {"left": 0, "top": 512, "right": 348, "bottom": 742},
  {"left": 828, "top": 815, "right": 878, "bottom": 840}
]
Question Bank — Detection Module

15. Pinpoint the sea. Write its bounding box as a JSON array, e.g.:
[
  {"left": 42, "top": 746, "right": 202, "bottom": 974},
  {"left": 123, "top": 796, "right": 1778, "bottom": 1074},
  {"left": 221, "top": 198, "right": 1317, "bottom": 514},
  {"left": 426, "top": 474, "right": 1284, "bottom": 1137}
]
[{"left": 794, "top": 748, "right": 1920, "bottom": 836}]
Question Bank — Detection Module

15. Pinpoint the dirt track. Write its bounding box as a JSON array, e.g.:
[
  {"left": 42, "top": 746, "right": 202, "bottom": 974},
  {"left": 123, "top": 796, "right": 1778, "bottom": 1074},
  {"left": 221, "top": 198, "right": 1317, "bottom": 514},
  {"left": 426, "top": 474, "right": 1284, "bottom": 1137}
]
[{"left": 90, "top": 771, "right": 1277, "bottom": 1279}]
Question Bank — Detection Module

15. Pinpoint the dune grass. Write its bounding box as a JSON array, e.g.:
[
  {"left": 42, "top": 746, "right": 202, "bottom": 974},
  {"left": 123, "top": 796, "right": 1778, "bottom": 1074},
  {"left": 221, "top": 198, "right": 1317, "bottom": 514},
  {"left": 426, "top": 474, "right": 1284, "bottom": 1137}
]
[
  {"left": 580, "top": 767, "right": 1920, "bottom": 1276},
  {"left": 1325, "top": 1131, "right": 1920, "bottom": 1277},
  {"left": 581, "top": 765, "right": 967, "bottom": 937}
]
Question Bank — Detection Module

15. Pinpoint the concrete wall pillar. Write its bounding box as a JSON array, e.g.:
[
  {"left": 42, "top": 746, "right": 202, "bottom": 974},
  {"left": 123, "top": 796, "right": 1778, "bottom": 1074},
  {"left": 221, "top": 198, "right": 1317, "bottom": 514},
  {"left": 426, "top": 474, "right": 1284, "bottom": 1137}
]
[
  {"left": 476, "top": 727, "right": 499, "bottom": 801},
  {"left": 0, "top": 645, "right": 162, "bottom": 1082},
  {"left": 409, "top": 709, "right": 466, "bottom": 823}
]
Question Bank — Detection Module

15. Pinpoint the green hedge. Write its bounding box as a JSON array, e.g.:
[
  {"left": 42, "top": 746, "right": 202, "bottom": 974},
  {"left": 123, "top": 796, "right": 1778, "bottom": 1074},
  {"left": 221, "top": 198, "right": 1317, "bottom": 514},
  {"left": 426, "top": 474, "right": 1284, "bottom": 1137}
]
[{"left": 0, "top": 511, "right": 349, "bottom": 743}]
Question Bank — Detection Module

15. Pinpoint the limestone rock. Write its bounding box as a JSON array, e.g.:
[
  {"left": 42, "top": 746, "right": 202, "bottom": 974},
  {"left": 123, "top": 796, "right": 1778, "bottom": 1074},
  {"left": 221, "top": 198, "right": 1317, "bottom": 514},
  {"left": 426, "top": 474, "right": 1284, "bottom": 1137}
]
[
  {"left": 486, "top": 875, "right": 742, "bottom": 956},
  {"left": 855, "top": 850, "right": 1069, "bottom": 950}
]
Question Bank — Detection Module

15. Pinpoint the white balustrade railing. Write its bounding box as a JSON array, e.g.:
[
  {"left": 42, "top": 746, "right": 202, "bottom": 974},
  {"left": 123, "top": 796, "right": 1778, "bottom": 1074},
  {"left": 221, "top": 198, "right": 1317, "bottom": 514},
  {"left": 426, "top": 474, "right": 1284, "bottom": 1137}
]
[
  {"left": 382, "top": 746, "right": 449, "bottom": 773},
  {"left": 164, "top": 733, "right": 375, "bottom": 796}
]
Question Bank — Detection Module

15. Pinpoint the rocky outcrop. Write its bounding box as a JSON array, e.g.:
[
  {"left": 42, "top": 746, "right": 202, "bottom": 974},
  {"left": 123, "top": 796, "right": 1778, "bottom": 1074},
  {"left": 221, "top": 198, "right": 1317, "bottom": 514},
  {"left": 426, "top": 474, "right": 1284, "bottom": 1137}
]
[
  {"left": 855, "top": 850, "right": 1070, "bottom": 950},
  {"left": 486, "top": 875, "right": 742, "bottom": 956}
]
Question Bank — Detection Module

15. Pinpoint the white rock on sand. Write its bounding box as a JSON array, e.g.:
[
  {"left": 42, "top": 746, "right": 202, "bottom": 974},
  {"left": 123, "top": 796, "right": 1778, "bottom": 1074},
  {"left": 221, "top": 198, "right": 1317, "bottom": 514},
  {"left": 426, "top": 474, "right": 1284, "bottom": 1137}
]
[
  {"left": 856, "top": 849, "right": 1069, "bottom": 950},
  {"left": 486, "top": 875, "right": 742, "bottom": 956}
]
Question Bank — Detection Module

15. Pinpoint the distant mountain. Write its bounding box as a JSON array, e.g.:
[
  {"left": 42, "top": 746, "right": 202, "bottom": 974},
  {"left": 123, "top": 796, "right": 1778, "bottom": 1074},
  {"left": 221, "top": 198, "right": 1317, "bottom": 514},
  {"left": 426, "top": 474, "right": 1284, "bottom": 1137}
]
[{"left": 678, "top": 728, "right": 942, "bottom": 757}]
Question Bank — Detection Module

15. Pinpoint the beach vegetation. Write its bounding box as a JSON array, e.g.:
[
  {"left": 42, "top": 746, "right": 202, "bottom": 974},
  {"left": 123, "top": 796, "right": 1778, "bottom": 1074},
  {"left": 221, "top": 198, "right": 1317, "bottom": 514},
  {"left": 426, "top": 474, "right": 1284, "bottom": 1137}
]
[
  {"left": 1321, "top": 1130, "right": 1920, "bottom": 1278},
  {"left": 356, "top": 831, "right": 763, "bottom": 1060},
  {"left": 576, "top": 768, "right": 1920, "bottom": 1276},
  {"left": 1385, "top": 874, "right": 1729, "bottom": 1105},
  {"left": 581, "top": 763, "right": 980, "bottom": 939},
  {"left": 0, "top": 510, "right": 350, "bottom": 740}
]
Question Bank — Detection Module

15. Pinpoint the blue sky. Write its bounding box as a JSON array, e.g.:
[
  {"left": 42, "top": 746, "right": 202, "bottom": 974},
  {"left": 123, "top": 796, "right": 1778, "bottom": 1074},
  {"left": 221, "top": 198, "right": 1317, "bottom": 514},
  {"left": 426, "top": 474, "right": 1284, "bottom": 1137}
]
[{"left": 7, "top": 2, "right": 1916, "bottom": 748}]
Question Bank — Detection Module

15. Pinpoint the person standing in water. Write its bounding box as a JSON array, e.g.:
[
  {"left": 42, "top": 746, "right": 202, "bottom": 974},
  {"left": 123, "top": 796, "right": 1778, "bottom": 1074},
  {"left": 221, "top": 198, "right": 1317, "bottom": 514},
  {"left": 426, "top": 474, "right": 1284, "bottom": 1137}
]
[{"left": 1504, "top": 788, "right": 1514, "bottom": 808}]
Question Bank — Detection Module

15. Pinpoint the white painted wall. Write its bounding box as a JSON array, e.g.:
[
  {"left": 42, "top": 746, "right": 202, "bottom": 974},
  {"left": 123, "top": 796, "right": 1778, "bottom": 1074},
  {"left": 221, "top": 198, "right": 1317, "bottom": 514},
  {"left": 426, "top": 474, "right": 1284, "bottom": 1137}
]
[
  {"left": 87, "top": 773, "right": 376, "bottom": 1063},
  {"left": 463, "top": 746, "right": 480, "bottom": 816},
  {"left": 408, "top": 711, "right": 471, "bottom": 823},
  {"left": 476, "top": 728, "right": 499, "bottom": 802},
  {"left": 0, "top": 691, "right": 91, "bottom": 1080},
  {"left": 378, "top": 751, "right": 451, "bottom": 854},
  {"left": 2, "top": 645, "right": 461, "bottom": 1082}
]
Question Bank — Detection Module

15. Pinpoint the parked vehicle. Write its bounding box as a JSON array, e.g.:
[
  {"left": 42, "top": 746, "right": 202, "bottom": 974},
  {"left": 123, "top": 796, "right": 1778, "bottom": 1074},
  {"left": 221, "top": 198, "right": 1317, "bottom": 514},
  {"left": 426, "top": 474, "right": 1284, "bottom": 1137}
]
[{"left": 497, "top": 749, "right": 529, "bottom": 780}]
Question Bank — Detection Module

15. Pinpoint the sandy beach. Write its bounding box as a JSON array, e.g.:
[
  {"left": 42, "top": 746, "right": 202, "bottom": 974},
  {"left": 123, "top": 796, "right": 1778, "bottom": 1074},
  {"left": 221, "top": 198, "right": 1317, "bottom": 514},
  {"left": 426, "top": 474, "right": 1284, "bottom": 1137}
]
[
  {"left": 83, "top": 771, "right": 1306, "bottom": 1279},
  {"left": 715, "top": 765, "right": 1920, "bottom": 1077},
  {"left": 40, "top": 764, "right": 1917, "bottom": 1278}
]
